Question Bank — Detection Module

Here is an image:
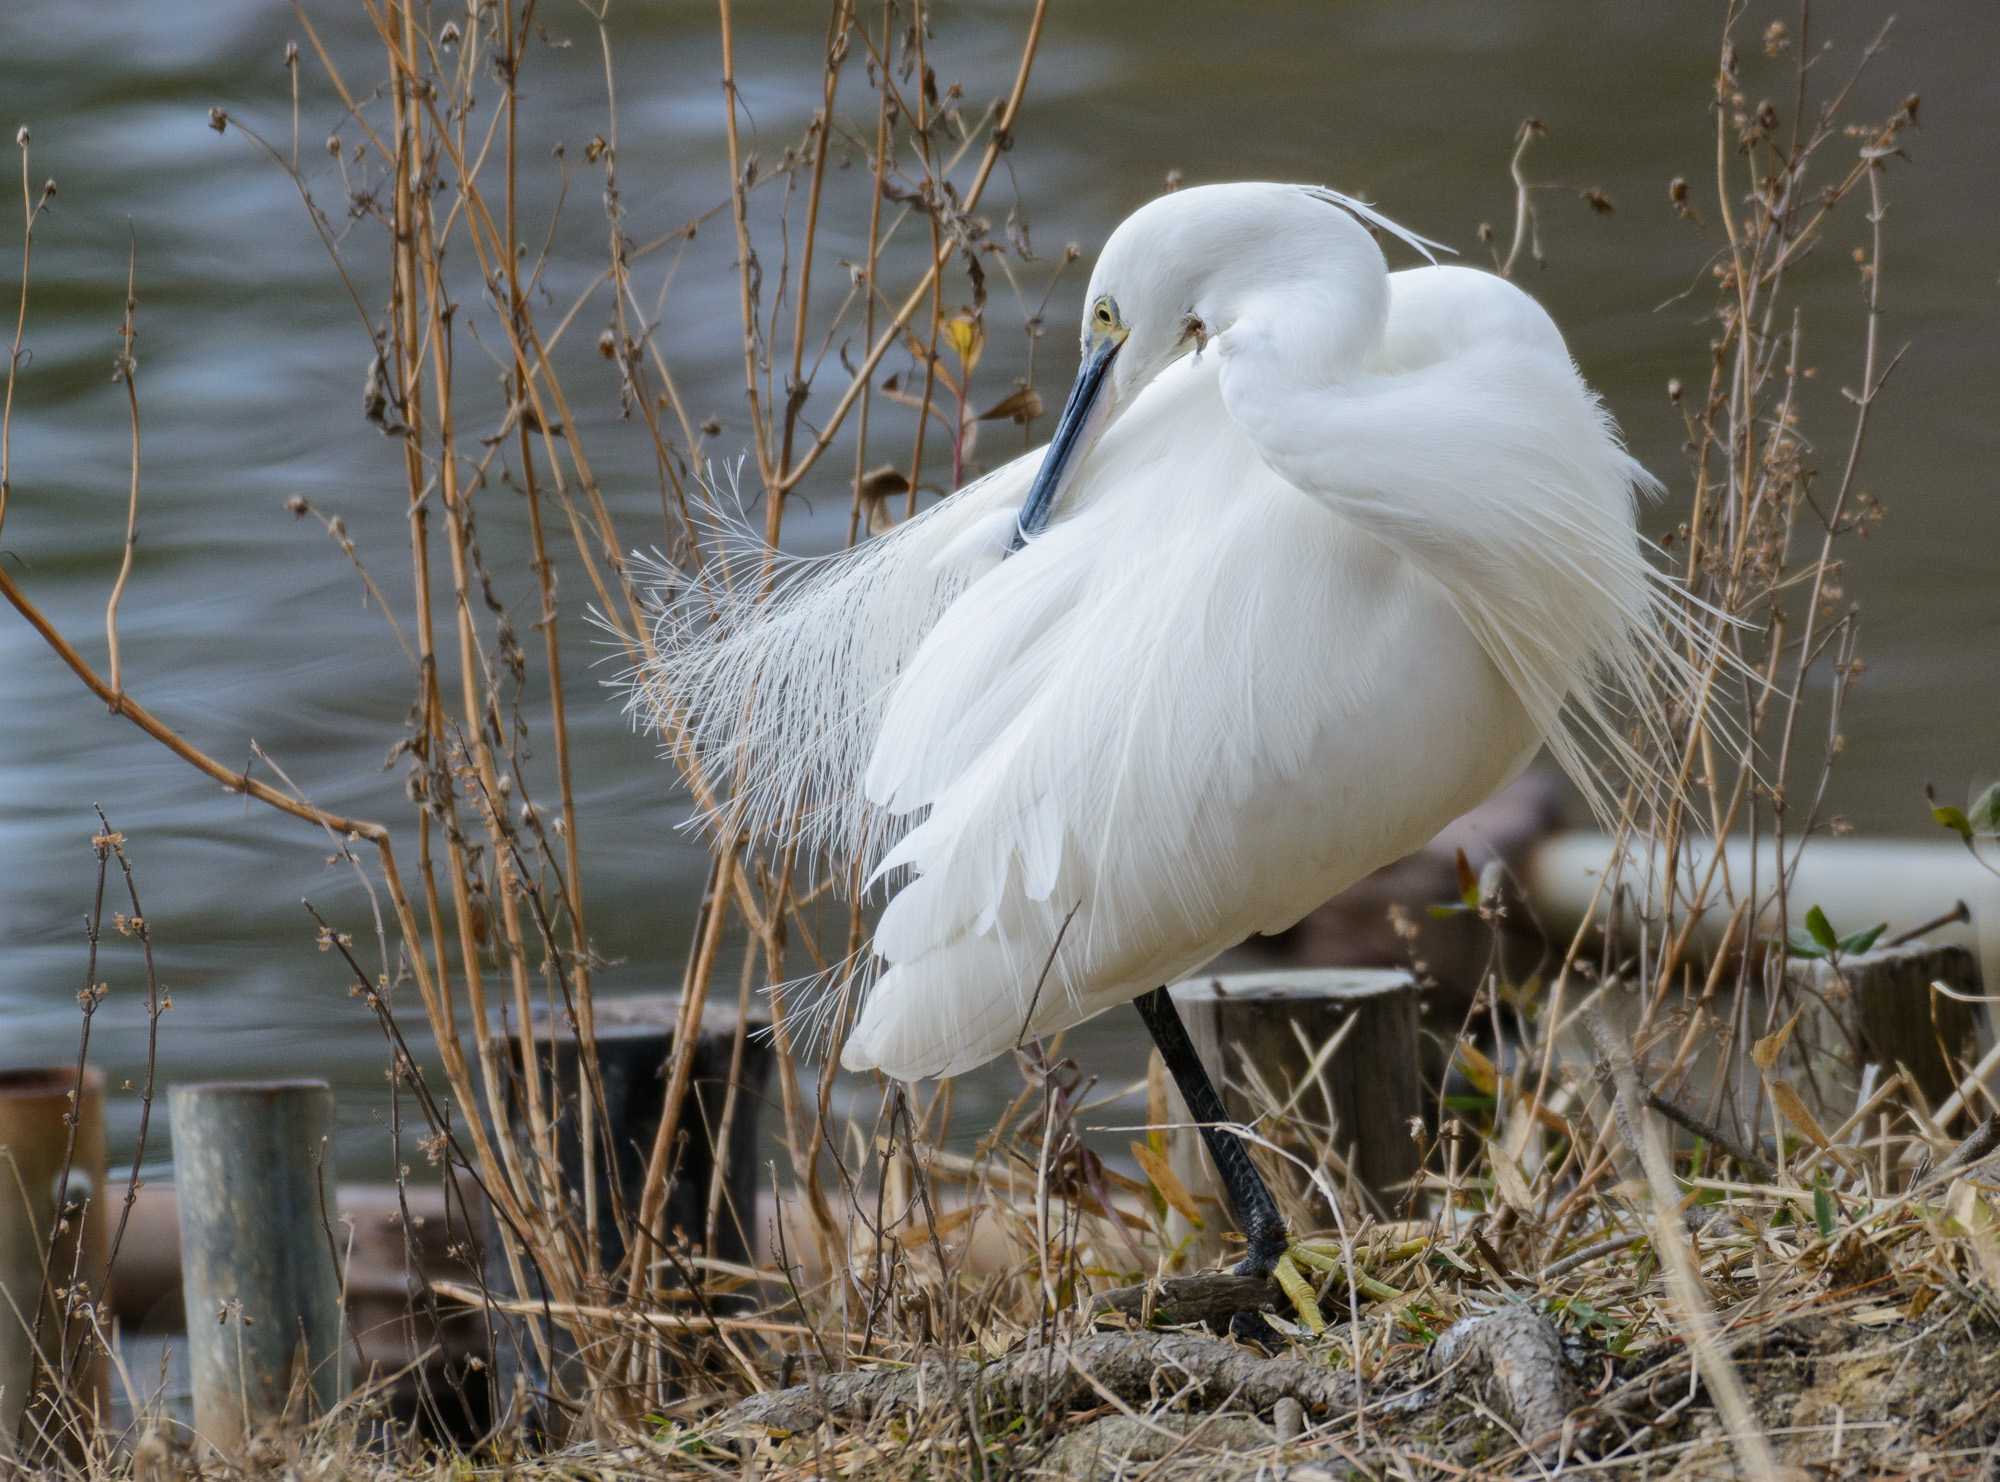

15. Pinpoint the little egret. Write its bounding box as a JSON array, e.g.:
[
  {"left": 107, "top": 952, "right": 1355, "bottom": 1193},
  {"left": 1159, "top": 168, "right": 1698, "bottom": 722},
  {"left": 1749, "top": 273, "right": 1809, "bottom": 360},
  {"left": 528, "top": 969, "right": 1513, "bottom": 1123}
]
[{"left": 637, "top": 182, "right": 1705, "bottom": 1327}]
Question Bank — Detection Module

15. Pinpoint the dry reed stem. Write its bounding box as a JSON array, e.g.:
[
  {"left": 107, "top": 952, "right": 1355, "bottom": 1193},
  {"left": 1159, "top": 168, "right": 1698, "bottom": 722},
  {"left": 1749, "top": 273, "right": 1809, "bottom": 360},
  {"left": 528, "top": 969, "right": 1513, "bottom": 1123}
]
[{"left": 0, "top": 126, "right": 42, "bottom": 540}]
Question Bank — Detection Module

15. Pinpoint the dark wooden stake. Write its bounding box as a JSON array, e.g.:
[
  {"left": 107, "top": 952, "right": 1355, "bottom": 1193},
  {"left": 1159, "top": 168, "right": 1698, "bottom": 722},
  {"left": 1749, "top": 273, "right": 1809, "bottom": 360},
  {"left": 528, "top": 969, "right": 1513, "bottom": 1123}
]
[{"left": 482, "top": 993, "right": 774, "bottom": 1434}]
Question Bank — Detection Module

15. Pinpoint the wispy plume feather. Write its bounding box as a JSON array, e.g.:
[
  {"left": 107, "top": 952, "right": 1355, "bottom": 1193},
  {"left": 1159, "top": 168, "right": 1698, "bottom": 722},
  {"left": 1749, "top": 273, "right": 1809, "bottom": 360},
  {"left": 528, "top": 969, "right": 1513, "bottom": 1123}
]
[{"left": 622, "top": 453, "right": 1040, "bottom": 880}]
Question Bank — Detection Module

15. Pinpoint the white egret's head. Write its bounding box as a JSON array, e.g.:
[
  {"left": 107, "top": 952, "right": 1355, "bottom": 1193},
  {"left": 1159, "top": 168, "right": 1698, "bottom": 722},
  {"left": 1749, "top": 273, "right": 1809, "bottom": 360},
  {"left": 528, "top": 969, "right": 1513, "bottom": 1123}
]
[{"left": 1013, "top": 182, "right": 1444, "bottom": 540}]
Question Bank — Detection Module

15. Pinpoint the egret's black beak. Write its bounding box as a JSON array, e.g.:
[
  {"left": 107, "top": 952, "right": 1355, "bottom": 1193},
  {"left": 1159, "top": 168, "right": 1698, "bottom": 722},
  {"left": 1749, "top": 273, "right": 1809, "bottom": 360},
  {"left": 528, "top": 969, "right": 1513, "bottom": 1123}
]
[{"left": 1010, "top": 334, "right": 1122, "bottom": 550}]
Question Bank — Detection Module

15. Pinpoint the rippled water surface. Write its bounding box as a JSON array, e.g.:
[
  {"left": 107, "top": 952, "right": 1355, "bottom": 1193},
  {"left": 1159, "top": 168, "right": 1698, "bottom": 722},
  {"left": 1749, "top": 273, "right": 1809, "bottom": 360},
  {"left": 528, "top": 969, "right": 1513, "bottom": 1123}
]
[{"left": 3, "top": 2, "right": 1996, "bottom": 1174}]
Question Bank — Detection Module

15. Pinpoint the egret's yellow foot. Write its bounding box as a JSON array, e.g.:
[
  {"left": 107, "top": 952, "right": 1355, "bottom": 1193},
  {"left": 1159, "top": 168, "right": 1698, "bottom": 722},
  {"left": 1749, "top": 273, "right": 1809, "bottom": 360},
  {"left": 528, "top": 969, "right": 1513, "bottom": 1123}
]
[
  {"left": 1270, "top": 1247, "right": 1326, "bottom": 1334},
  {"left": 1270, "top": 1240, "right": 1404, "bottom": 1333}
]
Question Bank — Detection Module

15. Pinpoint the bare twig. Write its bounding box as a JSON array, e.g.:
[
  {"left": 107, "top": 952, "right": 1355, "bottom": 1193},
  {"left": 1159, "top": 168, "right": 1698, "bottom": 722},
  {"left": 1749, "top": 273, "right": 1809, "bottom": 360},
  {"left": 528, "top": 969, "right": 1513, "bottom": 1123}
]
[
  {"left": 1, "top": 127, "right": 50, "bottom": 539},
  {"left": 103, "top": 238, "right": 141, "bottom": 697}
]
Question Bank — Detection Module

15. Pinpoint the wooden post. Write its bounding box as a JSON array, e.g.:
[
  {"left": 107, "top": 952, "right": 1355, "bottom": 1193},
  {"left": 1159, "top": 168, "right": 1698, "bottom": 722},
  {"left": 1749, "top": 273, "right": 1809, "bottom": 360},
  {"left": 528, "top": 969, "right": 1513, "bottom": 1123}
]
[
  {"left": 483, "top": 994, "right": 774, "bottom": 1430},
  {"left": 1158, "top": 971, "right": 1422, "bottom": 1269},
  {"left": 0, "top": 1067, "right": 107, "bottom": 1461},
  {"left": 169, "top": 1080, "right": 345, "bottom": 1457},
  {"left": 102, "top": 1178, "right": 489, "bottom": 1442},
  {"left": 1787, "top": 940, "right": 1986, "bottom": 1111}
]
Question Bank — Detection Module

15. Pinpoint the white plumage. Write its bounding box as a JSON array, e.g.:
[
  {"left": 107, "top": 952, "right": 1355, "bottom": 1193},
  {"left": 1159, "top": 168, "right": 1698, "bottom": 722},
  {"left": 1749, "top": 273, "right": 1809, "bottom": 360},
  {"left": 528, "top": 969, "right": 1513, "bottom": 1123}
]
[{"left": 634, "top": 182, "right": 1709, "bottom": 1082}]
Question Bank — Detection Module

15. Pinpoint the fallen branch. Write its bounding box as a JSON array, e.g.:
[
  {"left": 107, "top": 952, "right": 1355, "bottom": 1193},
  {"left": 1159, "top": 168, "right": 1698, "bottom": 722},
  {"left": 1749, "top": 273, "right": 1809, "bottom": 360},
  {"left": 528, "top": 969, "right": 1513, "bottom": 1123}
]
[
  {"left": 1428, "top": 1307, "right": 1574, "bottom": 1457},
  {"left": 1539, "top": 1231, "right": 1646, "bottom": 1284},
  {"left": 1089, "top": 1272, "right": 1282, "bottom": 1328},
  {"left": 717, "top": 1330, "right": 1362, "bottom": 1436}
]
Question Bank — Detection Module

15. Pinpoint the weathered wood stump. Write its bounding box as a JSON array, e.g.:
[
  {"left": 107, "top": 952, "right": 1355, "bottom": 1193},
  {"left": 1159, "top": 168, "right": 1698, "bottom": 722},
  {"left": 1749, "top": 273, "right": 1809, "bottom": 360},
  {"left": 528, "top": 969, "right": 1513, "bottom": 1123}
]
[
  {"left": 168, "top": 1080, "right": 345, "bottom": 1458},
  {"left": 0, "top": 1067, "right": 106, "bottom": 1463},
  {"left": 1789, "top": 940, "right": 1986, "bottom": 1109},
  {"left": 482, "top": 993, "right": 774, "bottom": 1432},
  {"left": 1158, "top": 970, "right": 1422, "bottom": 1268}
]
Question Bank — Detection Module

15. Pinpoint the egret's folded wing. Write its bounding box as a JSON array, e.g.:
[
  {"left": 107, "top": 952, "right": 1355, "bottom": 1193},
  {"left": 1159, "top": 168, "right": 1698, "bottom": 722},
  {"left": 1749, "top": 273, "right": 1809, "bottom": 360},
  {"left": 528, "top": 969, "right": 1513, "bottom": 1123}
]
[{"left": 1219, "top": 263, "right": 1733, "bottom": 828}]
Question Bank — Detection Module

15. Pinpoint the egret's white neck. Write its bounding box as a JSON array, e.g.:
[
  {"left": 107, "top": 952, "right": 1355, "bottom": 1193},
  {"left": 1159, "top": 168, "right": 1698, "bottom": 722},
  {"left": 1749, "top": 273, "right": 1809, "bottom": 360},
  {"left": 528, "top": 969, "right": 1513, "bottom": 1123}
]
[{"left": 1214, "top": 279, "right": 1389, "bottom": 393}]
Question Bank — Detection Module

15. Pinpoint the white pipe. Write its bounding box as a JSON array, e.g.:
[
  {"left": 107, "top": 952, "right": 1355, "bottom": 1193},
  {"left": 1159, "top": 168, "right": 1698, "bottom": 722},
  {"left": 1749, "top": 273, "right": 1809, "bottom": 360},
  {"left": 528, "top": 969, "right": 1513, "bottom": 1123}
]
[{"left": 1525, "top": 832, "right": 2000, "bottom": 995}]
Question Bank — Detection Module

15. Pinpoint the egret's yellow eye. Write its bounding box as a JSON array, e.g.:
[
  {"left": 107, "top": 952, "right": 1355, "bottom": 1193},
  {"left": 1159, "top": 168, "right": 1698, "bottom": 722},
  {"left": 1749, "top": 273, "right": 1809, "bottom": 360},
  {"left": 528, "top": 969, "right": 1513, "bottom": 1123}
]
[{"left": 1092, "top": 300, "right": 1115, "bottom": 327}]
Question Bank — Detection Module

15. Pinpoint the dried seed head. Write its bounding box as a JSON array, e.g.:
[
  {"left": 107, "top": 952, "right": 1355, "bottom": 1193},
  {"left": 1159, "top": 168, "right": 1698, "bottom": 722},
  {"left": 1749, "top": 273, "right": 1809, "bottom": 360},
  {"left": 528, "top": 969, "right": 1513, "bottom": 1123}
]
[
  {"left": 207, "top": 107, "right": 228, "bottom": 134},
  {"left": 326, "top": 134, "right": 342, "bottom": 158},
  {"left": 1667, "top": 378, "right": 1684, "bottom": 403},
  {"left": 440, "top": 20, "right": 461, "bottom": 48},
  {"left": 283, "top": 40, "right": 299, "bottom": 67},
  {"left": 14, "top": 125, "right": 28, "bottom": 148},
  {"left": 285, "top": 495, "right": 309, "bottom": 516},
  {"left": 596, "top": 328, "right": 617, "bottom": 359}
]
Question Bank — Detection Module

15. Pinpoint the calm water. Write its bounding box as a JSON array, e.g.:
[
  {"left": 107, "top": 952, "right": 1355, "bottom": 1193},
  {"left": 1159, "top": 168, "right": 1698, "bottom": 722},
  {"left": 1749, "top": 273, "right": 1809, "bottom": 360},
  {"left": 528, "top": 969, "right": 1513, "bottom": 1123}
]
[{"left": 3, "top": 3, "right": 1996, "bottom": 1177}]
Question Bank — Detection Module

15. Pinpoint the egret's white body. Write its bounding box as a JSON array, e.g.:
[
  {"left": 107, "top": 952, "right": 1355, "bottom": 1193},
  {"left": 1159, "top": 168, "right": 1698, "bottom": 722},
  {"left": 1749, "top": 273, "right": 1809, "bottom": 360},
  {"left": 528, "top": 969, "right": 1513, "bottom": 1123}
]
[{"left": 640, "top": 184, "right": 1697, "bottom": 1083}]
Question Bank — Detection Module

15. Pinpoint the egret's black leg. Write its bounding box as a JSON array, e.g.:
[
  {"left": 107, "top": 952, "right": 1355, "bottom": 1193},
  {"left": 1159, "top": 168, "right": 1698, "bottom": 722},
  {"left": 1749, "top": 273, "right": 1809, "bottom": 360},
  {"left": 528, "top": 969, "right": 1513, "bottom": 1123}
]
[{"left": 1133, "top": 985, "right": 1289, "bottom": 1275}]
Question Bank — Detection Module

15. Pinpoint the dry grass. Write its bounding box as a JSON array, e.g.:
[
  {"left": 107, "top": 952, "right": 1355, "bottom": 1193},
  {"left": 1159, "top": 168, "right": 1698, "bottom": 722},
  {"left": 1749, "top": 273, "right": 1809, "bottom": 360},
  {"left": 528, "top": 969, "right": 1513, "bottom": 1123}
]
[{"left": 4, "top": 2, "right": 1996, "bottom": 1478}]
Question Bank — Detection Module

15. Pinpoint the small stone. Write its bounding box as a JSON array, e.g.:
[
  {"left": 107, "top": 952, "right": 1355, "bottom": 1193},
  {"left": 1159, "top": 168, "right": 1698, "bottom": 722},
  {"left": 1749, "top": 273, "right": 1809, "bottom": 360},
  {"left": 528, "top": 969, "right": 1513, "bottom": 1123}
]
[{"left": 1274, "top": 1395, "right": 1304, "bottom": 1442}]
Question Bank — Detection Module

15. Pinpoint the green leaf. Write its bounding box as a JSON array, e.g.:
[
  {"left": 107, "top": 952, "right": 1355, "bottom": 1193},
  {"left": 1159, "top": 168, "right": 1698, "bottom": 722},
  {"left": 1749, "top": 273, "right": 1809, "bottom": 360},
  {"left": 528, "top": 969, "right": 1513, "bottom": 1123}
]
[
  {"left": 1565, "top": 1297, "right": 1602, "bottom": 1326},
  {"left": 1805, "top": 904, "right": 1840, "bottom": 954},
  {"left": 1812, "top": 1178, "right": 1836, "bottom": 1240},
  {"left": 1838, "top": 922, "right": 1887, "bottom": 955},
  {"left": 1785, "top": 928, "right": 1827, "bottom": 960},
  {"left": 1969, "top": 782, "right": 2000, "bottom": 836},
  {"left": 1933, "top": 804, "right": 1974, "bottom": 842}
]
